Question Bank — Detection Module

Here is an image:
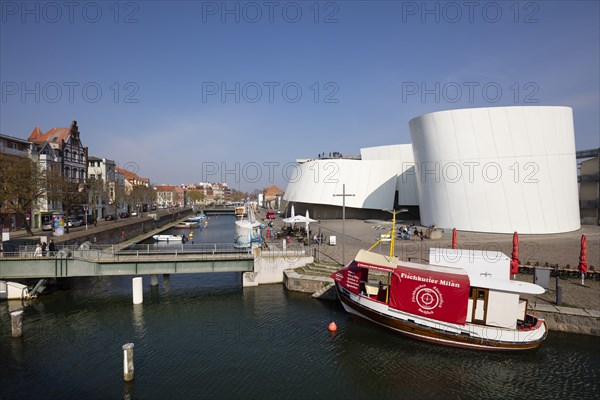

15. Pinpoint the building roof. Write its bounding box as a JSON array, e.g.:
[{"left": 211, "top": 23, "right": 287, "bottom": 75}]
[
  {"left": 28, "top": 121, "right": 83, "bottom": 150},
  {"left": 155, "top": 185, "right": 175, "bottom": 191},
  {"left": 264, "top": 184, "right": 284, "bottom": 200},
  {"left": 115, "top": 166, "right": 149, "bottom": 185},
  {"left": 29, "top": 127, "right": 70, "bottom": 144},
  {"left": 0, "top": 133, "right": 32, "bottom": 144}
]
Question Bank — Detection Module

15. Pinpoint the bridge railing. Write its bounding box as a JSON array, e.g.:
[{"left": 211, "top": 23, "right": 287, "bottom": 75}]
[{"left": 3, "top": 243, "right": 254, "bottom": 261}]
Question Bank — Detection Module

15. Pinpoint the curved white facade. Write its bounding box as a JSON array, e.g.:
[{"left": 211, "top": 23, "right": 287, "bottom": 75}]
[
  {"left": 283, "top": 144, "right": 418, "bottom": 213},
  {"left": 409, "top": 106, "right": 580, "bottom": 234}
]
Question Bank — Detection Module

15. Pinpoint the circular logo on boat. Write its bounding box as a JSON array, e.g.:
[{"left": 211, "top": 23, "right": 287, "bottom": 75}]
[{"left": 415, "top": 287, "right": 441, "bottom": 310}]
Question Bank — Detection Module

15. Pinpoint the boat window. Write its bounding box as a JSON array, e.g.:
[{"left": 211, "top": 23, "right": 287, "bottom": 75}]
[
  {"left": 478, "top": 291, "right": 485, "bottom": 299},
  {"left": 469, "top": 288, "right": 474, "bottom": 298}
]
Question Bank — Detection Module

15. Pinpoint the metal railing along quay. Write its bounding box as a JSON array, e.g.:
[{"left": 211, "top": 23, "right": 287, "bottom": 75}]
[
  {"left": 4, "top": 243, "right": 253, "bottom": 262},
  {"left": 1, "top": 242, "right": 309, "bottom": 263}
]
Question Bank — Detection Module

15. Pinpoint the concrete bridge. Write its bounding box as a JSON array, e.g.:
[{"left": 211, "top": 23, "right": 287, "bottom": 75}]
[
  {"left": 203, "top": 208, "right": 237, "bottom": 216},
  {"left": 0, "top": 243, "right": 313, "bottom": 287}
]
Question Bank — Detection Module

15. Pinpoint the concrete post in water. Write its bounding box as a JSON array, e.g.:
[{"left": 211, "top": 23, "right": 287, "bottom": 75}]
[
  {"left": 122, "top": 343, "right": 135, "bottom": 381},
  {"left": 11, "top": 310, "right": 23, "bottom": 337},
  {"left": 556, "top": 276, "right": 562, "bottom": 306},
  {"left": 132, "top": 277, "right": 143, "bottom": 304},
  {"left": 150, "top": 274, "right": 159, "bottom": 286}
]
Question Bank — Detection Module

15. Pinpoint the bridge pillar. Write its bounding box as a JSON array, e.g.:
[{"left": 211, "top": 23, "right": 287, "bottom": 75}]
[
  {"left": 150, "top": 274, "right": 159, "bottom": 286},
  {"left": 11, "top": 311, "right": 23, "bottom": 337},
  {"left": 132, "top": 277, "right": 143, "bottom": 304},
  {"left": 242, "top": 272, "right": 259, "bottom": 287}
]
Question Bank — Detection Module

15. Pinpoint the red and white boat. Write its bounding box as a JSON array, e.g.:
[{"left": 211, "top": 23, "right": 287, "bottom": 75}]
[{"left": 331, "top": 247, "right": 548, "bottom": 351}]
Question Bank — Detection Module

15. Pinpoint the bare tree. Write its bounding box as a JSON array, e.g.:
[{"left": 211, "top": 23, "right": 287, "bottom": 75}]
[
  {"left": 110, "top": 180, "right": 126, "bottom": 220},
  {"left": 0, "top": 152, "right": 47, "bottom": 236},
  {"left": 87, "top": 177, "right": 107, "bottom": 222},
  {"left": 46, "top": 169, "right": 86, "bottom": 233}
]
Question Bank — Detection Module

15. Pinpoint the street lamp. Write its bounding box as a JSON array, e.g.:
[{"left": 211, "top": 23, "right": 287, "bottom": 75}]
[{"left": 333, "top": 184, "right": 355, "bottom": 266}]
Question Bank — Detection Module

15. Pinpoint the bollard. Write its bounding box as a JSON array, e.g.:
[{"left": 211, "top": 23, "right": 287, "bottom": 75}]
[
  {"left": 122, "top": 343, "right": 135, "bottom": 381},
  {"left": 556, "top": 276, "right": 562, "bottom": 306},
  {"left": 150, "top": 274, "right": 159, "bottom": 287},
  {"left": 132, "top": 277, "right": 143, "bottom": 304},
  {"left": 11, "top": 311, "right": 23, "bottom": 337}
]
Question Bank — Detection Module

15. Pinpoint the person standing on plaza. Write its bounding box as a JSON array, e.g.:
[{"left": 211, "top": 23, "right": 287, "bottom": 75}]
[
  {"left": 41, "top": 242, "right": 47, "bottom": 256},
  {"left": 49, "top": 239, "right": 56, "bottom": 257},
  {"left": 34, "top": 243, "right": 42, "bottom": 257}
]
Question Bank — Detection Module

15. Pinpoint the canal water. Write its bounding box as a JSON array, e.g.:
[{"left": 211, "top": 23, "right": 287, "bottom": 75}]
[{"left": 1, "top": 216, "right": 599, "bottom": 399}]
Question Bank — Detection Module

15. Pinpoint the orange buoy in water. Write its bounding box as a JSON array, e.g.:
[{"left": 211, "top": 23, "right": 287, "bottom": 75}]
[{"left": 328, "top": 322, "right": 337, "bottom": 332}]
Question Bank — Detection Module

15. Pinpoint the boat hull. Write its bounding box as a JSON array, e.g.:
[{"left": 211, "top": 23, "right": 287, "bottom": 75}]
[{"left": 335, "top": 282, "right": 547, "bottom": 351}]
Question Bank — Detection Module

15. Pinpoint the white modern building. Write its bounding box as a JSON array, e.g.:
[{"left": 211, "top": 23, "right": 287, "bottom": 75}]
[
  {"left": 409, "top": 106, "right": 580, "bottom": 234},
  {"left": 284, "top": 106, "right": 581, "bottom": 234},
  {"left": 283, "top": 144, "right": 418, "bottom": 219}
]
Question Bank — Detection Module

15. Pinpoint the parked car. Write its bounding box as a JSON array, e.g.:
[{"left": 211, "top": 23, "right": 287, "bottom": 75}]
[
  {"left": 104, "top": 215, "right": 115, "bottom": 221},
  {"left": 42, "top": 221, "right": 53, "bottom": 231},
  {"left": 266, "top": 210, "right": 276, "bottom": 219},
  {"left": 86, "top": 215, "right": 96, "bottom": 225},
  {"left": 120, "top": 212, "right": 130, "bottom": 218},
  {"left": 67, "top": 217, "right": 83, "bottom": 227},
  {"left": 131, "top": 211, "right": 138, "bottom": 217}
]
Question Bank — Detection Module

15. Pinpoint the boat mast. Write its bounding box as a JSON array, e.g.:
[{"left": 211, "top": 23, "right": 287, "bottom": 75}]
[
  {"left": 390, "top": 209, "right": 396, "bottom": 258},
  {"left": 367, "top": 208, "right": 397, "bottom": 257}
]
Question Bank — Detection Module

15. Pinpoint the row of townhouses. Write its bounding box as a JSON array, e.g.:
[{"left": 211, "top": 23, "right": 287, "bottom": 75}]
[
  {"left": 154, "top": 182, "right": 232, "bottom": 209},
  {"left": 1, "top": 121, "right": 234, "bottom": 232}
]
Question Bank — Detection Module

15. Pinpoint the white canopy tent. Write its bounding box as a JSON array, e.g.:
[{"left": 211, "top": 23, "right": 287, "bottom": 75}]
[{"left": 282, "top": 215, "right": 317, "bottom": 224}]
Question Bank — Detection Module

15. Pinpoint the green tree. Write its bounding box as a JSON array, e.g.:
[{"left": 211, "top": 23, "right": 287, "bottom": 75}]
[{"left": 187, "top": 190, "right": 205, "bottom": 205}]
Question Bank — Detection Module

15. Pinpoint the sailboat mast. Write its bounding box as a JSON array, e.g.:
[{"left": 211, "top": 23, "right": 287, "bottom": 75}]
[{"left": 390, "top": 209, "right": 396, "bottom": 258}]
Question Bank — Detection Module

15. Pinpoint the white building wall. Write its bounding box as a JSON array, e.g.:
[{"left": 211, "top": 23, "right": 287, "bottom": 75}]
[
  {"left": 409, "top": 106, "right": 580, "bottom": 234},
  {"left": 283, "top": 159, "right": 398, "bottom": 210},
  {"left": 360, "top": 144, "right": 419, "bottom": 205},
  {"left": 284, "top": 144, "right": 418, "bottom": 209}
]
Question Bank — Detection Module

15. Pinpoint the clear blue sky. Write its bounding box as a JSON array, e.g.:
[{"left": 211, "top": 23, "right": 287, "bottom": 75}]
[{"left": 1, "top": 1, "right": 599, "bottom": 191}]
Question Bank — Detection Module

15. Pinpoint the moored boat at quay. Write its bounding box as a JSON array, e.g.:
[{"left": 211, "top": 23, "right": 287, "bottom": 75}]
[
  {"left": 330, "top": 212, "right": 548, "bottom": 351},
  {"left": 174, "top": 221, "right": 199, "bottom": 229},
  {"left": 186, "top": 214, "right": 206, "bottom": 222},
  {"left": 152, "top": 234, "right": 185, "bottom": 242}
]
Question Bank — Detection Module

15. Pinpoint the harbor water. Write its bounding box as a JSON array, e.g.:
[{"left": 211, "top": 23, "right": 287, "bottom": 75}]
[{"left": 1, "top": 216, "right": 599, "bottom": 399}]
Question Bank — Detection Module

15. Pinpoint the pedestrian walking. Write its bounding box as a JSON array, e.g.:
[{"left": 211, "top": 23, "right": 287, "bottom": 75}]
[{"left": 34, "top": 244, "right": 42, "bottom": 257}]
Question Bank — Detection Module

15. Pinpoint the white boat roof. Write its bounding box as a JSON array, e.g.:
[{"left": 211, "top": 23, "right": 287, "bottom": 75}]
[
  {"left": 354, "top": 250, "right": 544, "bottom": 294},
  {"left": 355, "top": 250, "right": 468, "bottom": 276},
  {"left": 469, "top": 276, "right": 545, "bottom": 294},
  {"left": 355, "top": 249, "right": 399, "bottom": 270}
]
